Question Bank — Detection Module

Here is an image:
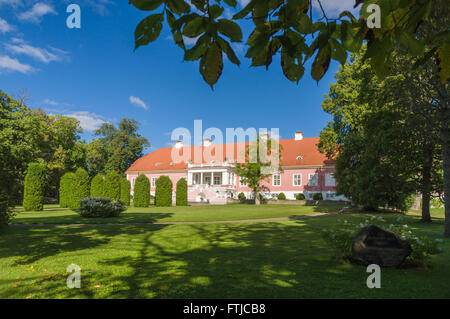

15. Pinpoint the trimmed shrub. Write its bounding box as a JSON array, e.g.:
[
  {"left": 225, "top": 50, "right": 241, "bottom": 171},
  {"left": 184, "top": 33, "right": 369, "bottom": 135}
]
[
  {"left": 59, "top": 172, "right": 75, "bottom": 208},
  {"left": 69, "top": 168, "right": 90, "bottom": 210},
  {"left": 277, "top": 192, "right": 287, "bottom": 200},
  {"left": 76, "top": 197, "right": 126, "bottom": 218},
  {"left": 120, "top": 178, "right": 131, "bottom": 206},
  {"left": 238, "top": 192, "right": 246, "bottom": 201},
  {"left": 90, "top": 174, "right": 104, "bottom": 197},
  {"left": 155, "top": 176, "right": 173, "bottom": 207},
  {"left": 133, "top": 175, "right": 150, "bottom": 207},
  {"left": 23, "top": 163, "right": 46, "bottom": 211},
  {"left": 296, "top": 193, "right": 306, "bottom": 200},
  {"left": 0, "top": 192, "right": 14, "bottom": 228},
  {"left": 104, "top": 171, "right": 121, "bottom": 200},
  {"left": 176, "top": 178, "right": 188, "bottom": 206},
  {"left": 313, "top": 193, "right": 323, "bottom": 201}
]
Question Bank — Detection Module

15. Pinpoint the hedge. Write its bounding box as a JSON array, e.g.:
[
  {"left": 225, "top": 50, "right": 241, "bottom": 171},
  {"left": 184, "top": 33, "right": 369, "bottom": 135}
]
[
  {"left": 238, "top": 192, "right": 246, "bottom": 201},
  {"left": 176, "top": 178, "right": 188, "bottom": 206},
  {"left": 313, "top": 193, "right": 323, "bottom": 201},
  {"left": 70, "top": 168, "right": 90, "bottom": 210},
  {"left": 90, "top": 174, "right": 104, "bottom": 197},
  {"left": 59, "top": 172, "right": 76, "bottom": 208},
  {"left": 120, "top": 178, "right": 131, "bottom": 206},
  {"left": 104, "top": 171, "right": 121, "bottom": 200},
  {"left": 155, "top": 176, "right": 172, "bottom": 207},
  {"left": 296, "top": 193, "right": 306, "bottom": 200},
  {"left": 133, "top": 175, "right": 150, "bottom": 207},
  {"left": 23, "top": 163, "right": 46, "bottom": 211},
  {"left": 277, "top": 192, "right": 286, "bottom": 200}
]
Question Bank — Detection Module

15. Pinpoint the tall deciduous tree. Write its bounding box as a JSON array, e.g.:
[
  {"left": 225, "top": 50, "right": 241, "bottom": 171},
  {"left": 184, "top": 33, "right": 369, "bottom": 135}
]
[
  {"left": 319, "top": 50, "right": 442, "bottom": 215},
  {"left": 236, "top": 135, "right": 282, "bottom": 205},
  {"left": 89, "top": 119, "right": 150, "bottom": 175}
]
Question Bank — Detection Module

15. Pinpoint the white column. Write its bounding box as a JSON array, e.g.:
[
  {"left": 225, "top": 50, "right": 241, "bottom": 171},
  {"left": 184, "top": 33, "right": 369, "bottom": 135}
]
[
  {"left": 201, "top": 172, "right": 204, "bottom": 185},
  {"left": 223, "top": 171, "right": 229, "bottom": 186},
  {"left": 187, "top": 172, "right": 193, "bottom": 185},
  {"left": 211, "top": 172, "right": 215, "bottom": 185}
]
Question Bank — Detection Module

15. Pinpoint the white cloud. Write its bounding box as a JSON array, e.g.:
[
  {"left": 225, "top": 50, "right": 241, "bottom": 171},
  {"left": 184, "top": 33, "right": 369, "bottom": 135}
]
[
  {"left": 0, "top": 18, "right": 15, "bottom": 33},
  {"left": 183, "top": 35, "right": 200, "bottom": 46},
  {"left": 312, "top": 0, "right": 357, "bottom": 17},
  {"left": 129, "top": 96, "right": 149, "bottom": 110},
  {"left": 0, "top": 0, "right": 22, "bottom": 7},
  {"left": 64, "top": 111, "right": 107, "bottom": 132},
  {"left": 0, "top": 55, "right": 34, "bottom": 73},
  {"left": 18, "top": 2, "right": 57, "bottom": 23},
  {"left": 43, "top": 98, "right": 73, "bottom": 107},
  {"left": 237, "top": 0, "right": 250, "bottom": 8},
  {"left": 5, "top": 39, "right": 69, "bottom": 63}
]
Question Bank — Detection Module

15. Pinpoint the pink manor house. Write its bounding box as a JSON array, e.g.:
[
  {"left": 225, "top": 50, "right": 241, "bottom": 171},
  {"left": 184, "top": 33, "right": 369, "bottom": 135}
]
[{"left": 126, "top": 131, "right": 346, "bottom": 204}]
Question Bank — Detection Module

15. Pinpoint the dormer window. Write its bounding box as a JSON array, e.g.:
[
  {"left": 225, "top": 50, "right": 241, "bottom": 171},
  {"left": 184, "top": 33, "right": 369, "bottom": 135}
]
[
  {"left": 296, "top": 155, "right": 303, "bottom": 160},
  {"left": 155, "top": 162, "right": 160, "bottom": 167}
]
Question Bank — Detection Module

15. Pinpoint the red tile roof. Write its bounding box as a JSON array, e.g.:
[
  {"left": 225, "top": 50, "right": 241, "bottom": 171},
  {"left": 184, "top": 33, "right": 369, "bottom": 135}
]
[{"left": 125, "top": 137, "right": 334, "bottom": 173}]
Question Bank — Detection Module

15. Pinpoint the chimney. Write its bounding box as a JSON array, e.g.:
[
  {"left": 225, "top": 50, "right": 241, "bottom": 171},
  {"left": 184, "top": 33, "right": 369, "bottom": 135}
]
[
  {"left": 203, "top": 138, "right": 212, "bottom": 147},
  {"left": 175, "top": 140, "right": 183, "bottom": 149},
  {"left": 295, "top": 131, "right": 303, "bottom": 141}
]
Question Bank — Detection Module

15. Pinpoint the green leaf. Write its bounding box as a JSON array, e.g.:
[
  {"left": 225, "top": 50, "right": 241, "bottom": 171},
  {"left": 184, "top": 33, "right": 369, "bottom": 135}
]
[
  {"left": 311, "top": 43, "right": 331, "bottom": 82},
  {"left": 296, "top": 12, "right": 314, "bottom": 34},
  {"left": 183, "top": 16, "right": 206, "bottom": 37},
  {"left": 281, "top": 48, "right": 304, "bottom": 83},
  {"left": 222, "top": 0, "right": 237, "bottom": 7},
  {"left": 184, "top": 35, "right": 210, "bottom": 61},
  {"left": 217, "top": 19, "right": 243, "bottom": 42},
  {"left": 129, "top": 0, "right": 163, "bottom": 11},
  {"left": 134, "top": 13, "right": 164, "bottom": 50},
  {"left": 217, "top": 37, "right": 240, "bottom": 66},
  {"left": 330, "top": 38, "right": 347, "bottom": 65},
  {"left": 199, "top": 42, "right": 223, "bottom": 88},
  {"left": 398, "top": 32, "right": 424, "bottom": 56},
  {"left": 209, "top": 4, "right": 224, "bottom": 19},
  {"left": 165, "top": 0, "right": 191, "bottom": 15},
  {"left": 233, "top": 0, "right": 254, "bottom": 19}
]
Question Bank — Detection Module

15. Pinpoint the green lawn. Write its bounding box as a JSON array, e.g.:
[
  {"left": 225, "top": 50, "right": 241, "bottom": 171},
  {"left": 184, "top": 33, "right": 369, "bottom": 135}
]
[
  {"left": 410, "top": 208, "right": 445, "bottom": 218},
  {"left": 1, "top": 206, "right": 449, "bottom": 299},
  {"left": 11, "top": 204, "right": 345, "bottom": 224}
]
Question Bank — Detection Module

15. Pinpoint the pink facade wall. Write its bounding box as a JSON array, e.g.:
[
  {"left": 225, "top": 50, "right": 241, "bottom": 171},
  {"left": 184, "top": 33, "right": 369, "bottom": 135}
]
[{"left": 235, "top": 167, "right": 336, "bottom": 192}]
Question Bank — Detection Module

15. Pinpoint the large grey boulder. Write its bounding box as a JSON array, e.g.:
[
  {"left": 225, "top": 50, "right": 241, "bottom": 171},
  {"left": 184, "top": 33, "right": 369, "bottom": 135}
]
[{"left": 351, "top": 225, "right": 412, "bottom": 267}]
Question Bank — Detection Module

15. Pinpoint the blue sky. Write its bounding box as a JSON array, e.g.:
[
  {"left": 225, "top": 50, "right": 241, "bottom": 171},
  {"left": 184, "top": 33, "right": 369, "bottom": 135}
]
[{"left": 0, "top": 0, "right": 357, "bottom": 152}]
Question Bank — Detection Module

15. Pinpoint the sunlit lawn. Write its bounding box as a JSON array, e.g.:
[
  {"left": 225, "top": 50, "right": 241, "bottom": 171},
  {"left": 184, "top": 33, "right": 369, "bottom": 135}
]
[
  {"left": 410, "top": 208, "right": 445, "bottom": 218},
  {"left": 11, "top": 204, "right": 345, "bottom": 224},
  {"left": 1, "top": 209, "right": 449, "bottom": 299}
]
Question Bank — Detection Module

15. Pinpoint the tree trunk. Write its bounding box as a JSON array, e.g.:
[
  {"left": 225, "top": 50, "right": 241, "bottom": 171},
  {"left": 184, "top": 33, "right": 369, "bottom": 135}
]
[
  {"left": 254, "top": 189, "right": 260, "bottom": 205},
  {"left": 442, "top": 105, "right": 450, "bottom": 237},
  {"left": 421, "top": 144, "right": 433, "bottom": 223}
]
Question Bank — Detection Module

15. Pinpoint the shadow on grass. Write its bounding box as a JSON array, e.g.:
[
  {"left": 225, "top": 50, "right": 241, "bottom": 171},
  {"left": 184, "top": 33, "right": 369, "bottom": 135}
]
[{"left": 1, "top": 213, "right": 448, "bottom": 299}]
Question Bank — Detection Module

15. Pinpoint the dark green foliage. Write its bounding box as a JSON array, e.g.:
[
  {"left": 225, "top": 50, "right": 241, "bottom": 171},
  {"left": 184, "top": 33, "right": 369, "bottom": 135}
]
[
  {"left": 69, "top": 168, "right": 90, "bottom": 210},
  {"left": 176, "top": 178, "right": 188, "bottom": 206},
  {"left": 133, "top": 175, "right": 150, "bottom": 207},
  {"left": 76, "top": 197, "right": 126, "bottom": 218},
  {"left": 90, "top": 174, "right": 104, "bottom": 197},
  {"left": 104, "top": 171, "right": 121, "bottom": 200},
  {"left": 313, "top": 193, "right": 323, "bottom": 201},
  {"left": 59, "top": 172, "right": 76, "bottom": 208},
  {"left": 120, "top": 178, "right": 131, "bottom": 206},
  {"left": 155, "top": 176, "right": 173, "bottom": 207},
  {"left": 238, "top": 192, "right": 246, "bottom": 201},
  {"left": 0, "top": 192, "right": 14, "bottom": 228},
  {"left": 296, "top": 193, "right": 306, "bottom": 200},
  {"left": 277, "top": 192, "right": 286, "bottom": 200},
  {"left": 23, "top": 163, "right": 46, "bottom": 211}
]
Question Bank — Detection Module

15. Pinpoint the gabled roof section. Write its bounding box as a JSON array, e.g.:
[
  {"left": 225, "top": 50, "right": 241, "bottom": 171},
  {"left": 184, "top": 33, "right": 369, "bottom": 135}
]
[{"left": 125, "top": 137, "right": 334, "bottom": 173}]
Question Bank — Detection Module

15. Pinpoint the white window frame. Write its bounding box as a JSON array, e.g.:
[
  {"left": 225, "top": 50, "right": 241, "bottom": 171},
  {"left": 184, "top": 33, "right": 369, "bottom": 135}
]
[
  {"left": 151, "top": 177, "right": 157, "bottom": 188},
  {"left": 292, "top": 174, "right": 302, "bottom": 186},
  {"left": 325, "top": 173, "right": 336, "bottom": 187},
  {"left": 213, "top": 174, "right": 221, "bottom": 185},
  {"left": 272, "top": 174, "right": 281, "bottom": 187},
  {"left": 131, "top": 178, "right": 136, "bottom": 188},
  {"left": 308, "top": 173, "right": 318, "bottom": 186}
]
